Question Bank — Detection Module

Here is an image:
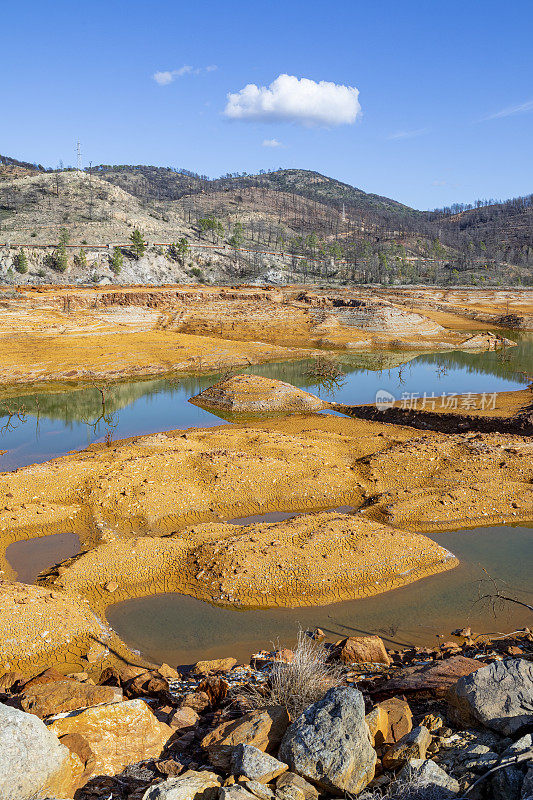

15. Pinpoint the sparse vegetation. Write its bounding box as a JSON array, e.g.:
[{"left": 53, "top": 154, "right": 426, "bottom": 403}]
[
  {"left": 1, "top": 156, "right": 532, "bottom": 285},
  {"left": 129, "top": 228, "right": 146, "bottom": 259},
  {"left": 359, "top": 773, "right": 451, "bottom": 800},
  {"left": 109, "top": 247, "right": 123, "bottom": 275},
  {"left": 168, "top": 237, "right": 189, "bottom": 265},
  {"left": 238, "top": 629, "right": 345, "bottom": 718},
  {"left": 305, "top": 357, "right": 346, "bottom": 396},
  {"left": 74, "top": 248, "right": 88, "bottom": 269},
  {"left": 14, "top": 249, "right": 28, "bottom": 274},
  {"left": 52, "top": 229, "right": 69, "bottom": 273}
]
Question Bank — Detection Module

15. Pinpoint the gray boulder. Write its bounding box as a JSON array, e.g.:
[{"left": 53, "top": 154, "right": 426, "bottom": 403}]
[
  {"left": 448, "top": 658, "right": 533, "bottom": 736},
  {"left": 491, "top": 735, "right": 533, "bottom": 800},
  {"left": 278, "top": 686, "right": 376, "bottom": 795},
  {"left": 0, "top": 702, "right": 72, "bottom": 800},
  {"left": 219, "top": 787, "right": 258, "bottom": 800},
  {"left": 398, "top": 759, "right": 459, "bottom": 798},
  {"left": 231, "top": 744, "right": 288, "bottom": 782},
  {"left": 143, "top": 770, "right": 222, "bottom": 800},
  {"left": 522, "top": 766, "right": 533, "bottom": 800}
]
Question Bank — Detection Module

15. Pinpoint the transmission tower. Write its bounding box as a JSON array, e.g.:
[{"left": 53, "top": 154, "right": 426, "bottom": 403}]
[{"left": 76, "top": 140, "right": 82, "bottom": 171}]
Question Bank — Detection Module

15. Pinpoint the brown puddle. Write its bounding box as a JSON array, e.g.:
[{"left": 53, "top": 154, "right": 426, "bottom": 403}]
[
  {"left": 6, "top": 532, "right": 81, "bottom": 585},
  {"left": 106, "top": 524, "right": 533, "bottom": 666}
]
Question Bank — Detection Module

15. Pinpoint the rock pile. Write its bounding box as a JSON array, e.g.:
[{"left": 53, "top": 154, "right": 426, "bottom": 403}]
[{"left": 0, "top": 631, "right": 531, "bottom": 799}]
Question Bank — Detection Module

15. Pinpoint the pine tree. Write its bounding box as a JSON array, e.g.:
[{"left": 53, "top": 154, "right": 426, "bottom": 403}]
[
  {"left": 54, "top": 229, "right": 69, "bottom": 273},
  {"left": 168, "top": 237, "right": 189, "bottom": 265},
  {"left": 75, "top": 248, "right": 88, "bottom": 269},
  {"left": 15, "top": 248, "right": 28, "bottom": 274},
  {"left": 110, "top": 247, "right": 123, "bottom": 275},
  {"left": 130, "top": 229, "right": 146, "bottom": 259}
]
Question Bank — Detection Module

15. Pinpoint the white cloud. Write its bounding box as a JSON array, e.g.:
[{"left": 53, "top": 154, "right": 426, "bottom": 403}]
[
  {"left": 153, "top": 66, "right": 215, "bottom": 85},
  {"left": 224, "top": 74, "right": 361, "bottom": 127},
  {"left": 432, "top": 180, "right": 448, "bottom": 187},
  {"left": 387, "top": 128, "right": 428, "bottom": 140},
  {"left": 481, "top": 99, "right": 533, "bottom": 121},
  {"left": 262, "top": 138, "right": 284, "bottom": 147},
  {"left": 153, "top": 71, "right": 177, "bottom": 86}
]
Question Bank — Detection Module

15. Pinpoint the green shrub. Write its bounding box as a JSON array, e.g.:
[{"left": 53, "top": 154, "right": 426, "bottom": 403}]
[
  {"left": 109, "top": 247, "right": 123, "bottom": 275},
  {"left": 53, "top": 229, "right": 69, "bottom": 272},
  {"left": 129, "top": 229, "right": 146, "bottom": 259},
  {"left": 15, "top": 249, "right": 28, "bottom": 274},
  {"left": 74, "top": 248, "right": 88, "bottom": 269}
]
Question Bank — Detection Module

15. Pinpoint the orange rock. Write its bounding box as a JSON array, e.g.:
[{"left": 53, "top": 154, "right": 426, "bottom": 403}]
[
  {"left": 47, "top": 698, "right": 172, "bottom": 778},
  {"left": 365, "top": 697, "right": 413, "bottom": 747},
  {"left": 332, "top": 635, "right": 391, "bottom": 665},
  {"left": 202, "top": 706, "right": 290, "bottom": 770},
  {"left": 19, "top": 679, "right": 123, "bottom": 719},
  {"left": 159, "top": 662, "right": 182, "bottom": 681},
  {"left": 169, "top": 706, "right": 200, "bottom": 731},
  {"left": 380, "top": 655, "right": 481, "bottom": 698},
  {"left": 192, "top": 657, "right": 237, "bottom": 675}
]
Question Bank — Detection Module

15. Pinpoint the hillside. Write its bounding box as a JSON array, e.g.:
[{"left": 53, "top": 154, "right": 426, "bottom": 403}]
[
  {"left": 0, "top": 155, "right": 531, "bottom": 286},
  {"left": 433, "top": 195, "right": 533, "bottom": 259}
]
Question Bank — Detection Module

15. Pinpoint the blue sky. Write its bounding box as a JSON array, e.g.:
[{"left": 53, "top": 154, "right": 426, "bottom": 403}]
[{"left": 2, "top": 0, "right": 532, "bottom": 209}]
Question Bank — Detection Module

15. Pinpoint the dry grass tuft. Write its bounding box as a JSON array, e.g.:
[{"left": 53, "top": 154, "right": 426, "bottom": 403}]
[
  {"left": 359, "top": 773, "right": 453, "bottom": 800},
  {"left": 237, "top": 629, "right": 345, "bottom": 718}
]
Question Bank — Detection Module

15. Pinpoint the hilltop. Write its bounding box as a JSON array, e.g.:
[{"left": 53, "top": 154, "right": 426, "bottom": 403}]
[{"left": 0, "top": 156, "right": 531, "bottom": 286}]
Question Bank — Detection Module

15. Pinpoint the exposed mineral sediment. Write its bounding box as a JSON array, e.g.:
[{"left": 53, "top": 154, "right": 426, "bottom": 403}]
[
  {"left": 0, "top": 285, "right": 490, "bottom": 385},
  {"left": 0, "top": 409, "right": 531, "bottom": 677},
  {"left": 0, "top": 581, "right": 145, "bottom": 676},
  {"left": 190, "top": 374, "right": 329, "bottom": 414},
  {"left": 42, "top": 512, "right": 458, "bottom": 611}
]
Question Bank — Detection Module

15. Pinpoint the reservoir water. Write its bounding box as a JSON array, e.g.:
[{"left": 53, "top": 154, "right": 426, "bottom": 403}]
[
  {"left": 1, "top": 333, "right": 531, "bottom": 472},
  {"left": 1, "top": 333, "right": 532, "bottom": 662}
]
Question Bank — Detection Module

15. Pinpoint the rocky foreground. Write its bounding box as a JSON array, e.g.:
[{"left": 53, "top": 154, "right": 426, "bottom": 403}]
[{"left": 0, "top": 630, "right": 532, "bottom": 799}]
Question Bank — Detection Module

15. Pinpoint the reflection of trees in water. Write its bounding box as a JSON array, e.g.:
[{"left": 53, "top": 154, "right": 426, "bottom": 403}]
[
  {"left": 1, "top": 335, "right": 530, "bottom": 430},
  {"left": 414, "top": 335, "right": 533, "bottom": 384},
  {"left": 0, "top": 375, "right": 215, "bottom": 427}
]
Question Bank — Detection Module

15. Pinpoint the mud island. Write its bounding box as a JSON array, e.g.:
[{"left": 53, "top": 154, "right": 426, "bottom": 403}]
[{"left": 0, "top": 283, "right": 532, "bottom": 800}]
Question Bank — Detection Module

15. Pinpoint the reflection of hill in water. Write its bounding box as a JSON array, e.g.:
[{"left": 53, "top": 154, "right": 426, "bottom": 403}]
[
  {"left": 0, "top": 356, "right": 425, "bottom": 425},
  {"left": 414, "top": 334, "right": 532, "bottom": 384},
  {"left": 1, "top": 335, "right": 530, "bottom": 426}
]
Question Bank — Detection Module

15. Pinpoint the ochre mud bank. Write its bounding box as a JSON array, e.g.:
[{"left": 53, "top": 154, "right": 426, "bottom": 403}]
[
  {"left": 1, "top": 413, "right": 532, "bottom": 552},
  {"left": 190, "top": 374, "right": 330, "bottom": 414},
  {"left": 0, "top": 284, "right": 512, "bottom": 385},
  {"left": 0, "top": 581, "right": 149, "bottom": 676},
  {"left": 41, "top": 512, "right": 457, "bottom": 612},
  {"left": 338, "top": 387, "right": 533, "bottom": 436}
]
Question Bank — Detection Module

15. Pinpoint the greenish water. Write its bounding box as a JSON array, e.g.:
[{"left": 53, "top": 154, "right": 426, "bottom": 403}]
[
  {"left": 1, "top": 334, "right": 531, "bottom": 472},
  {"left": 107, "top": 524, "right": 533, "bottom": 665},
  {"left": 2, "top": 334, "right": 532, "bottom": 664}
]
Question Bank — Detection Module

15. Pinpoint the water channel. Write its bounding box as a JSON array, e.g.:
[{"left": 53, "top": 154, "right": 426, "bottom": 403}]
[{"left": 2, "top": 333, "right": 532, "bottom": 662}]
